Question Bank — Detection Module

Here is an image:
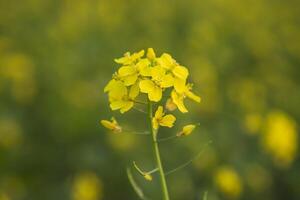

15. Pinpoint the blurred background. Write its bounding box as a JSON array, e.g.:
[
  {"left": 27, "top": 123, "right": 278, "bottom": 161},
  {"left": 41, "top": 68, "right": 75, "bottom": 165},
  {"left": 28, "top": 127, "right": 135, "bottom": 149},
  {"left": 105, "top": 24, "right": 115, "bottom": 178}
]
[{"left": 0, "top": 0, "right": 299, "bottom": 199}]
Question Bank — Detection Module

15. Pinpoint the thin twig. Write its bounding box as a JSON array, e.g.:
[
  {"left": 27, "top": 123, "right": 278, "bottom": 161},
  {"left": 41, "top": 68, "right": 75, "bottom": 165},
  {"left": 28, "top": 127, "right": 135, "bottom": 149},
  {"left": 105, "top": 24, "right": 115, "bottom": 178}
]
[
  {"left": 122, "top": 130, "right": 150, "bottom": 135},
  {"left": 126, "top": 167, "right": 149, "bottom": 200},
  {"left": 157, "top": 135, "right": 178, "bottom": 142},
  {"left": 133, "top": 106, "right": 147, "bottom": 114},
  {"left": 165, "top": 140, "right": 212, "bottom": 176}
]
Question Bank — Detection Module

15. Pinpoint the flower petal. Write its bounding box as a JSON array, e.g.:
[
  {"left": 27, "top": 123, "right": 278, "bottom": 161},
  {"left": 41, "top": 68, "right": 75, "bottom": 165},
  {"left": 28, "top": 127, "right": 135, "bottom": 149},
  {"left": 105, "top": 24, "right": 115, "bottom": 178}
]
[
  {"left": 160, "top": 114, "right": 176, "bottom": 127},
  {"left": 154, "top": 106, "right": 164, "bottom": 119},
  {"left": 139, "top": 79, "right": 155, "bottom": 94},
  {"left": 171, "top": 90, "right": 188, "bottom": 113},
  {"left": 129, "top": 81, "right": 140, "bottom": 99},
  {"left": 123, "top": 74, "right": 138, "bottom": 86},
  {"left": 160, "top": 74, "right": 174, "bottom": 88},
  {"left": 186, "top": 90, "right": 201, "bottom": 103},
  {"left": 147, "top": 48, "right": 156, "bottom": 60},
  {"left": 120, "top": 101, "right": 134, "bottom": 113},
  {"left": 174, "top": 78, "right": 186, "bottom": 93},
  {"left": 118, "top": 66, "right": 136, "bottom": 77},
  {"left": 172, "top": 66, "right": 189, "bottom": 80},
  {"left": 100, "top": 120, "right": 114, "bottom": 130},
  {"left": 148, "top": 86, "right": 162, "bottom": 102}
]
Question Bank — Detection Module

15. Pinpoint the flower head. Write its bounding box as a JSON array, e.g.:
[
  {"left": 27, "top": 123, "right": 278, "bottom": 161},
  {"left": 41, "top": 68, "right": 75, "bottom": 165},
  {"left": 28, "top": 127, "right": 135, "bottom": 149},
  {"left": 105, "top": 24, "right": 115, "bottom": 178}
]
[
  {"left": 100, "top": 117, "right": 122, "bottom": 133},
  {"left": 152, "top": 106, "right": 176, "bottom": 130},
  {"left": 104, "top": 49, "right": 201, "bottom": 113}
]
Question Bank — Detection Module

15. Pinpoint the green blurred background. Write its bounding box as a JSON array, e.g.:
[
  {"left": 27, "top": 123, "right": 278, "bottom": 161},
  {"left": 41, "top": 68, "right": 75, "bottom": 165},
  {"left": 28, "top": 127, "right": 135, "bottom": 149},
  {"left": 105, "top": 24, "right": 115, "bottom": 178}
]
[{"left": 0, "top": 0, "right": 299, "bottom": 199}]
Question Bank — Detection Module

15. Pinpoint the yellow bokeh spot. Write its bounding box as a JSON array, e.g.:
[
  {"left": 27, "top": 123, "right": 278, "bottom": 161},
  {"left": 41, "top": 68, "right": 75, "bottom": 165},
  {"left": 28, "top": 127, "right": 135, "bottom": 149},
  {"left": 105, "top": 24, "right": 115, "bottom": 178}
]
[
  {"left": 262, "top": 110, "right": 298, "bottom": 168},
  {"left": 72, "top": 172, "right": 103, "bottom": 200},
  {"left": 214, "top": 166, "right": 242, "bottom": 198}
]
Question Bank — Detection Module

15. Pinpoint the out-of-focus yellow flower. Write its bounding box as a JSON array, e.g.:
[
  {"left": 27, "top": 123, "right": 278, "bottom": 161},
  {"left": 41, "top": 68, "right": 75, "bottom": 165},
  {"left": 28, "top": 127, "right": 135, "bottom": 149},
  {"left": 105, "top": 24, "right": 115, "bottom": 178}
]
[
  {"left": 165, "top": 98, "right": 177, "bottom": 111},
  {"left": 157, "top": 53, "right": 189, "bottom": 93},
  {"left": 139, "top": 66, "right": 174, "bottom": 102},
  {"left": 214, "top": 166, "right": 242, "bottom": 198},
  {"left": 244, "top": 113, "right": 262, "bottom": 134},
  {"left": 152, "top": 106, "right": 176, "bottom": 130},
  {"left": 100, "top": 117, "right": 122, "bottom": 133},
  {"left": 177, "top": 124, "right": 197, "bottom": 137},
  {"left": 262, "top": 110, "right": 298, "bottom": 168},
  {"left": 72, "top": 172, "right": 103, "bottom": 200},
  {"left": 114, "top": 50, "right": 144, "bottom": 65},
  {"left": 171, "top": 83, "right": 201, "bottom": 113}
]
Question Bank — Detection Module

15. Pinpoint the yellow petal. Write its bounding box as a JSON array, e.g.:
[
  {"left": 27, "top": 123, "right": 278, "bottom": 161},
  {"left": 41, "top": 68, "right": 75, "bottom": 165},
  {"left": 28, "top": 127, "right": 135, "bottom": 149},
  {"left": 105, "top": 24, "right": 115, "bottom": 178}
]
[
  {"left": 171, "top": 90, "right": 188, "bottom": 113},
  {"left": 100, "top": 120, "right": 114, "bottom": 130},
  {"left": 131, "top": 50, "right": 145, "bottom": 61},
  {"left": 186, "top": 90, "right": 201, "bottom": 103},
  {"left": 120, "top": 101, "right": 134, "bottom": 113},
  {"left": 174, "top": 78, "right": 186, "bottom": 93},
  {"left": 118, "top": 66, "right": 136, "bottom": 77},
  {"left": 177, "top": 124, "right": 196, "bottom": 136},
  {"left": 147, "top": 48, "right": 156, "bottom": 60},
  {"left": 172, "top": 66, "right": 189, "bottom": 80},
  {"left": 114, "top": 53, "right": 131, "bottom": 65},
  {"left": 129, "top": 81, "right": 140, "bottom": 99},
  {"left": 160, "top": 114, "right": 176, "bottom": 128},
  {"left": 108, "top": 81, "right": 127, "bottom": 100},
  {"left": 136, "top": 59, "right": 151, "bottom": 76},
  {"left": 110, "top": 100, "right": 126, "bottom": 110},
  {"left": 160, "top": 74, "right": 174, "bottom": 88},
  {"left": 151, "top": 66, "right": 166, "bottom": 81},
  {"left": 123, "top": 74, "right": 138, "bottom": 86},
  {"left": 148, "top": 86, "right": 162, "bottom": 102},
  {"left": 154, "top": 106, "right": 164, "bottom": 119},
  {"left": 157, "top": 53, "right": 175, "bottom": 70},
  {"left": 139, "top": 79, "right": 155, "bottom": 94},
  {"left": 100, "top": 119, "right": 122, "bottom": 133}
]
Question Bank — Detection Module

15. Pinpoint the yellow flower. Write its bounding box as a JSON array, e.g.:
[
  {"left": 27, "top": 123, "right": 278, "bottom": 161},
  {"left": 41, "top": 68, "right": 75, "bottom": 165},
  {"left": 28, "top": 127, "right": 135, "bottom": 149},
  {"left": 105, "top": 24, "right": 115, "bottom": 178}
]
[
  {"left": 117, "top": 59, "right": 151, "bottom": 86},
  {"left": 171, "top": 83, "right": 201, "bottom": 113},
  {"left": 139, "top": 66, "right": 174, "bottom": 102},
  {"left": 117, "top": 65, "right": 139, "bottom": 86},
  {"left": 100, "top": 117, "right": 122, "bottom": 133},
  {"left": 214, "top": 166, "right": 242, "bottom": 198},
  {"left": 152, "top": 106, "right": 176, "bottom": 130},
  {"left": 262, "top": 111, "right": 298, "bottom": 168},
  {"left": 105, "top": 80, "right": 138, "bottom": 113},
  {"left": 157, "top": 53, "right": 189, "bottom": 93},
  {"left": 177, "top": 124, "right": 196, "bottom": 137},
  {"left": 114, "top": 50, "right": 144, "bottom": 65}
]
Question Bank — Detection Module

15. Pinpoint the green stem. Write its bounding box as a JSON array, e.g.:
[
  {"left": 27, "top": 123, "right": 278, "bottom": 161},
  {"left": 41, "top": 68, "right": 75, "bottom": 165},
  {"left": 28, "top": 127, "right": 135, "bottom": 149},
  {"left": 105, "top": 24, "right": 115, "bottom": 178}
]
[{"left": 148, "top": 101, "right": 170, "bottom": 200}]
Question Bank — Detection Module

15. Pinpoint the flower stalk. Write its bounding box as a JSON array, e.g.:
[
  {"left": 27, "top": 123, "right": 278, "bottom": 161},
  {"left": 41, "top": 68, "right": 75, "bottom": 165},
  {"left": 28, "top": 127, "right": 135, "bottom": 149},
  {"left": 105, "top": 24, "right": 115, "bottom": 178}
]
[{"left": 148, "top": 101, "right": 170, "bottom": 200}]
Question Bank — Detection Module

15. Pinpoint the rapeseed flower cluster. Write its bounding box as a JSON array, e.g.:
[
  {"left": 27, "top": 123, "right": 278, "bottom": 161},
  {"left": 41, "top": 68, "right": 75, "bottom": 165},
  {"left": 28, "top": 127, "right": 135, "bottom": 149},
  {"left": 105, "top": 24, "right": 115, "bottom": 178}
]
[{"left": 104, "top": 48, "right": 201, "bottom": 115}]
